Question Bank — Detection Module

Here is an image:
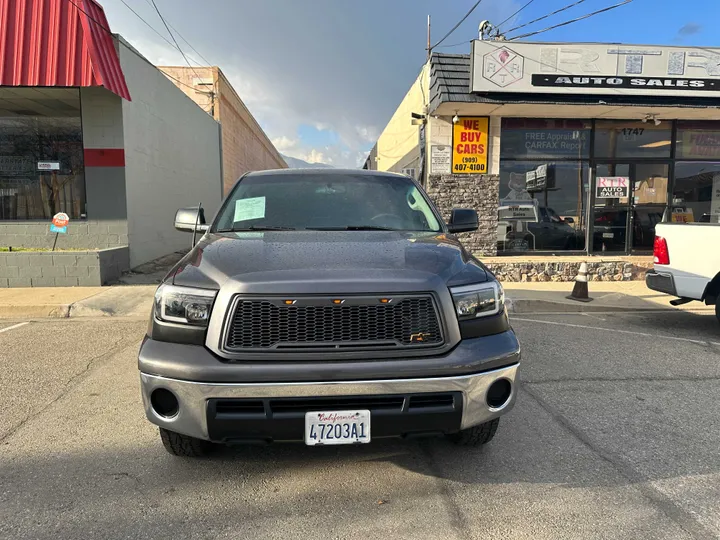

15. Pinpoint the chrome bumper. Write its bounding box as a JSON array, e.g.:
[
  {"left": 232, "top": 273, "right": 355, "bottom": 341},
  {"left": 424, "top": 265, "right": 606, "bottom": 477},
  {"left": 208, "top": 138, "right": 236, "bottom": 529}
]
[{"left": 140, "top": 363, "right": 520, "bottom": 441}]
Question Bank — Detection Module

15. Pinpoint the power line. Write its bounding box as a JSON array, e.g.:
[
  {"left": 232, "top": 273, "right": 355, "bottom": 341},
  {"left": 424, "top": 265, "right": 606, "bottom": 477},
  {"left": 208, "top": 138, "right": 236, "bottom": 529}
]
[
  {"left": 495, "top": 0, "right": 537, "bottom": 31},
  {"left": 430, "top": 0, "right": 484, "bottom": 51},
  {"left": 115, "top": 0, "right": 194, "bottom": 60},
  {"left": 508, "top": 0, "right": 634, "bottom": 41},
  {"left": 503, "top": 0, "right": 588, "bottom": 35},
  {"left": 61, "top": 0, "right": 213, "bottom": 95},
  {"left": 435, "top": 40, "right": 473, "bottom": 49},
  {"left": 141, "top": 0, "right": 213, "bottom": 66},
  {"left": 148, "top": 0, "right": 204, "bottom": 81}
]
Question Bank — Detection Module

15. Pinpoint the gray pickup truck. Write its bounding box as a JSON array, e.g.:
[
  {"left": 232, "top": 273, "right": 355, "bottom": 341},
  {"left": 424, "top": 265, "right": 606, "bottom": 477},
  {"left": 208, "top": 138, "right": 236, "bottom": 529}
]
[{"left": 138, "top": 169, "right": 521, "bottom": 457}]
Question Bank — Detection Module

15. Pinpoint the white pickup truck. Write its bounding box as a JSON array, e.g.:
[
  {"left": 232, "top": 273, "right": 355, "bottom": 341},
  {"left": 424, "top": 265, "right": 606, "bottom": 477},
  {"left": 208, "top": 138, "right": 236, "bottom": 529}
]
[{"left": 646, "top": 222, "right": 720, "bottom": 323}]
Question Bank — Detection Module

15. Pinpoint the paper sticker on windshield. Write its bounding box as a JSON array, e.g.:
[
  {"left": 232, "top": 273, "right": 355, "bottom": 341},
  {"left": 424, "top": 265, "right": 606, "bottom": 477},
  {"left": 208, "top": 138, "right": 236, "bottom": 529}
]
[{"left": 234, "top": 197, "right": 265, "bottom": 222}]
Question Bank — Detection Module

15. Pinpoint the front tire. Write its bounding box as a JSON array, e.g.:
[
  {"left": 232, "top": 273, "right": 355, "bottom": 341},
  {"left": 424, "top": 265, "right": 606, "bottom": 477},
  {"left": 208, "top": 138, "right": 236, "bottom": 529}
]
[
  {"left": 716, "top": 301, "right": 720, "bottom": 324},
  {"left": 448, "top": 418, "right": 500, "bottom": 447},
  {"left": 159, "top": 428, "right": 211, "bottom": 457}
]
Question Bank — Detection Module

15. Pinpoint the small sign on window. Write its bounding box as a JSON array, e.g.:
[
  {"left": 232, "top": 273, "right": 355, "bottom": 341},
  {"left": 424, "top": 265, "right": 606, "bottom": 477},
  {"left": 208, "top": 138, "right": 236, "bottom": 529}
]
[
  {"left": 37, "top": 161, "right": 60, "bottom": 171},
  {"left": 596, "top": 177, "right": 630, "bottom": 199}
]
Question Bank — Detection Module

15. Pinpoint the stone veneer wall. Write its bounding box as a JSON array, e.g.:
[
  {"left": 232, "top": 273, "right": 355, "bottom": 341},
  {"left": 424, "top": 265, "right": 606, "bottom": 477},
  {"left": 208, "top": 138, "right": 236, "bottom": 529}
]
[
  {"left": 485, "top": 258, "right": 654, "bottom": 282},
  {"left": 0, "top": 246, "right": 129, "bottom": 287},
  {"left": 426, "top": 174, "right": 499, "bottom": 256}
]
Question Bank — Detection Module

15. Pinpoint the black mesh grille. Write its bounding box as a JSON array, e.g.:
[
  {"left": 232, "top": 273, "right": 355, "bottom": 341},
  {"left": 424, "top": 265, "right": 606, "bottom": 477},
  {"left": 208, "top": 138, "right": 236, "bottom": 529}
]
[{"left": 224, "top": 296, "right": 443, "bottom": 351}]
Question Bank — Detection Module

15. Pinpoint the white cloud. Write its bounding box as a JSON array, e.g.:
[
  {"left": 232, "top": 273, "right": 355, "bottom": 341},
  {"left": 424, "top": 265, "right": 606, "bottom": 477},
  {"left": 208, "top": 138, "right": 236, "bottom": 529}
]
[
  {"left": 356, "top": 125, "right": 380, "bottom": 143},
  {"left": 271, "top": 136, "right": 299, "bottom": 152}
]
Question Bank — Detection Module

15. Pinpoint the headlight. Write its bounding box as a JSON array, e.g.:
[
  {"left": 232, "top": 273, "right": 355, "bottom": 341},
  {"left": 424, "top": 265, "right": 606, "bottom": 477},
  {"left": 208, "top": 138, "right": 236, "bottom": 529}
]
[
  {"left": 450, "top": 282, "right": 504, "bottom": 319},
  {"left": 154, "top": 284, "right": 217, "bottom": 326}
]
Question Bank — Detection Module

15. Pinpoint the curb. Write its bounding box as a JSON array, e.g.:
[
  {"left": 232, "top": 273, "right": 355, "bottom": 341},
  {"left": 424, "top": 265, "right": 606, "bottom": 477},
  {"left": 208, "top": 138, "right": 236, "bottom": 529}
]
[
  {"left": 506, "top": 298, "right": 678, "bottom": 314},
  {"left": 0, "top": 304, "right": 72, "bottom": 318}
]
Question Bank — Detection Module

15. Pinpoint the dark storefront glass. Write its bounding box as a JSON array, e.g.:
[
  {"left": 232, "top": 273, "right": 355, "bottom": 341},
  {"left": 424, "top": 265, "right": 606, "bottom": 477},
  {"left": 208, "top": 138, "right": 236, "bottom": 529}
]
[
  {"left": 677, "top": 121, "right": 720, "bottom": 160},
  {"left": 673, "top": 162, "right": 720, "bottom": 223},
  {"left": 594, "top": 120, "right": 672, "bottom": 159},
  {"left": 501, "top": 118, "right": 591, "bottom": 160},
  {"left": 499, "top": 161, "right": 588, "bottom": 253},
  {"left": 0, "top": 88, "right": 85, "bottom": 220}
]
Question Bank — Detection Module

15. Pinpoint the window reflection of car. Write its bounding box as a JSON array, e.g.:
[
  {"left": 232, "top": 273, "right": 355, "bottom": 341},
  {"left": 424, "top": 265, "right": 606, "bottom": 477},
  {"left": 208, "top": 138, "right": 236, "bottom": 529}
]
[{"left": 499, "top": 207, "right": 581, "bottom": 251}]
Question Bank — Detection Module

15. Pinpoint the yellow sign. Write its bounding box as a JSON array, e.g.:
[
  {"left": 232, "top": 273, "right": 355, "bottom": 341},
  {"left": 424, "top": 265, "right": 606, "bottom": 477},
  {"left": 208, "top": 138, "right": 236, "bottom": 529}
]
[
  {"left": 671, "top": 209, "right": 695, "bottom": 223},
  {"left": 452, "top": 117, "right": 489, "bottom": 174}
]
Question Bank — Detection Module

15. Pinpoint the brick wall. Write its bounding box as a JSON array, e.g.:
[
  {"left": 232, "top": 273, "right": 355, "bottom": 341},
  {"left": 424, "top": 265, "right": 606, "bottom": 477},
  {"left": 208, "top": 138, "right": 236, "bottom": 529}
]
[
  {"left": 427, "top": 173, "right": 499, "bottom": 256},
  {"left": 216, "top": 72, "right": 286, "bottom": 193},
  {"left": 0, "top": 246, "right": 129, "bottom": 287}
]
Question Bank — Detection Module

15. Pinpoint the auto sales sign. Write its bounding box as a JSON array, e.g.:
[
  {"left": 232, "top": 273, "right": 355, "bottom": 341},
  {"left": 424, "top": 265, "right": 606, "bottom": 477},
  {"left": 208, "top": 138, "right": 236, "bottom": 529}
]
[{"left": 471, "top": 41, "right": 720, "bottom": 97}]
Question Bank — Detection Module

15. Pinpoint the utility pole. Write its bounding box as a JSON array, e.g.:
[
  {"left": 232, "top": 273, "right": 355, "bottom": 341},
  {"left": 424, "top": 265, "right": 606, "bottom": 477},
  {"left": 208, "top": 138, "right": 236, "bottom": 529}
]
[{"left": 426, "top": 15, "right": 431, "bottom": 61}]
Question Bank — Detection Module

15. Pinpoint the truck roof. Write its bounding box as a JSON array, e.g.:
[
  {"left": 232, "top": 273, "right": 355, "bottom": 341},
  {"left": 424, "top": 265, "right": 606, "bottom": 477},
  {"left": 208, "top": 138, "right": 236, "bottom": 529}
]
[{"left": 246, "top": 168, "right": 409, "bottom": 179}]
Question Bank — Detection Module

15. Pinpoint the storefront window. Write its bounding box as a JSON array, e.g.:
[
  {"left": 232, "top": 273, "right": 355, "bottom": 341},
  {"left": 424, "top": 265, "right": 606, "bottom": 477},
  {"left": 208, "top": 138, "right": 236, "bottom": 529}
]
[
  {"left": 672, "top": 162, "right": 720, "bottom": 223},
  {"left": 594, "top": 120, "right": 672, "bottom": 159},
  {"left": 677, "top": 121, "right": 720, "bottom": 160},
  {"left": 498, "top": 161, "right": 588, "bottom": 253},
  {"left": 501, "top": 118, "right": 591, "bottom": 160},
  {"left": 0, "top": 88, "right": 85, "bottom": 220}
]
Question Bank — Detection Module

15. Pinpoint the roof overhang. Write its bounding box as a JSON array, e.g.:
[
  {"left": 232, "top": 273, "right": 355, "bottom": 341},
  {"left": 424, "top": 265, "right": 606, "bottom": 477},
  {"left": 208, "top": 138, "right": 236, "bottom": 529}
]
[
  {"left": 433, "top": 100, "right": 720, "bottom": 121},
  {"left": 0, "top": 0, "right": 130, "bottom": 100}
]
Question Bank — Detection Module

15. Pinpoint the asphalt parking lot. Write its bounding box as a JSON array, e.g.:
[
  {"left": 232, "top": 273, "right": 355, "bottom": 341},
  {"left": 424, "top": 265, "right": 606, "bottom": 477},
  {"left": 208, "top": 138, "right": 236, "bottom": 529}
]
[{"left": 1, "top": 310, "right": 719, "bottom": 539}]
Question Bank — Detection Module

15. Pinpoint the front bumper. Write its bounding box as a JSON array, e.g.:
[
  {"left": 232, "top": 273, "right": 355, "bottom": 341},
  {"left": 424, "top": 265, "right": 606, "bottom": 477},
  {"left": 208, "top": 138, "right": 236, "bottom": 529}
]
[
  {"left": 646, "top": 270, "right": 677, "bottom": 296},
  {"left": 140, "top": 363, "right": 519, "bottom": 442}
]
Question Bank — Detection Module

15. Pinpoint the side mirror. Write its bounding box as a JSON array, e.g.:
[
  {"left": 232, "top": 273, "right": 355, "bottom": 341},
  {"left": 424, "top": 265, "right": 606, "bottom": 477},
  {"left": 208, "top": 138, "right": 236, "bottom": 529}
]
[
  {"left": 448, "top": 208, "right": 479, "bottom": 233},
  {"left": 175, "top": 206, "right": 208, "bottom": 233},
  {"left": 563, "top": 217, "right": 575, "bottom": 224}
]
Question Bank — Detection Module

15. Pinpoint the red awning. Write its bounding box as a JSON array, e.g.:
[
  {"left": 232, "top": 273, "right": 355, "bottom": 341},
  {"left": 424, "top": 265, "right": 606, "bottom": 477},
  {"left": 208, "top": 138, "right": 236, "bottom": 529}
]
[{"left": 0, "top": 0, "right": 131, "bottom": 100}]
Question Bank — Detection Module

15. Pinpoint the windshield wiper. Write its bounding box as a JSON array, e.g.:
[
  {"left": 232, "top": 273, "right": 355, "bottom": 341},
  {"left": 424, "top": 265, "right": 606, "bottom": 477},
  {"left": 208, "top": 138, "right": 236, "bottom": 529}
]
[
  {"left": 307, "top": 225, "right": 400, "bottom": 231},
  {"left": 217, "top": 225, "right": 296, "bottom": 232}
]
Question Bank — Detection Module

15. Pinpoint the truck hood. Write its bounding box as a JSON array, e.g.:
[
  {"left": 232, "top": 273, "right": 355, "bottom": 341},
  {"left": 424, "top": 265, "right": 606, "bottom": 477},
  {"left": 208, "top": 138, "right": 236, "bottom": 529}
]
[{"left": 169, "top": 231, "right": 491, "bottom": 291}]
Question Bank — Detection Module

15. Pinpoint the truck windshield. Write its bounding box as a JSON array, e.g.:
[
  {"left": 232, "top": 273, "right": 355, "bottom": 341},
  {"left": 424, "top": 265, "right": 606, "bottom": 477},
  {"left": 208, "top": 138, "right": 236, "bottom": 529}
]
[{"left": 214, "top": 174, "right": 442, "bottom": 232}]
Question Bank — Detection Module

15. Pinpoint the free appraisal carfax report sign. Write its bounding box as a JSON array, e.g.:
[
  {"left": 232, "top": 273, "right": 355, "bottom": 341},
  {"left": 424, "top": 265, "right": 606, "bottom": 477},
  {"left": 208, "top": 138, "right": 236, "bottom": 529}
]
[{"left": 471, "top": 41, "right": 720, "bottom": 97}]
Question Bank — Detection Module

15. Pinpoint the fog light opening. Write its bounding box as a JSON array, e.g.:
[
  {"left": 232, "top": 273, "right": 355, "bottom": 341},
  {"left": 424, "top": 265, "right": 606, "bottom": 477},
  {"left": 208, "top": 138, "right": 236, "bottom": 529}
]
[
  {"left": 487, "top": 379, "right": 512, "bottom": 409},
  {"left": 151, "top": 388, "right": 179, "bottom": 418}
]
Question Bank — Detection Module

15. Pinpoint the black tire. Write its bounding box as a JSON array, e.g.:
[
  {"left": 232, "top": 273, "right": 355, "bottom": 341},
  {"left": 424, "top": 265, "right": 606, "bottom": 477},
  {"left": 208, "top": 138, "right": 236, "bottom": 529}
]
[
  {"left": 716, "top": 301, "right": 720, "bottom": 324},
  {"left": 159, "top": 428, "right": 211, "bottom": 457},
  {"left": 448, "top": 418, "right": 500, "bottom": 447}
]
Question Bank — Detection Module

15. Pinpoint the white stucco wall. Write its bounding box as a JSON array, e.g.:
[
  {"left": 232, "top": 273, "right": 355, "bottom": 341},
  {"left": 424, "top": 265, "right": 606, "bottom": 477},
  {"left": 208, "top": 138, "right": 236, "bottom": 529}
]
[
  {"left": 375, "top": 64, "right": 429, "bottom": 176},
  {"left": 118, "top": 39, "right": 222, "bottom": 267}
]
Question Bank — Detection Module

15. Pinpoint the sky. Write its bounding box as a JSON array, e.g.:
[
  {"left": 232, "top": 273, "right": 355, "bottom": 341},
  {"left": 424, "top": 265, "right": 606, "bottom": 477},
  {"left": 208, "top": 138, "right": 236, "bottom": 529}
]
[{"left": 100, "top": 0, "right": 719, "bottom": 168}]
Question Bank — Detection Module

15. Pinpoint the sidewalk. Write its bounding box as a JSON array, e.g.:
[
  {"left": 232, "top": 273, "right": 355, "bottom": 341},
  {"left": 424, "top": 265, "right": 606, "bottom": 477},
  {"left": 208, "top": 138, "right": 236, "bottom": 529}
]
[
  {"left": 503, "top": 281, "right": 714, "bottom": 314},
  {"left": 0, "top": 281, "right": 713, "bottom": 319},
  {"left": 0, "top": 285, "right": 156, "bottom": 318}
]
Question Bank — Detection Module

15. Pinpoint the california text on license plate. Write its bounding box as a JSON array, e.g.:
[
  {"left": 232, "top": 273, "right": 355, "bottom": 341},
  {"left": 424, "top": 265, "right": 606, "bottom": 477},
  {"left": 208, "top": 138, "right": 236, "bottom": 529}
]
[{"left": 305, "top": 410, "right": 371, "bottom": 446}]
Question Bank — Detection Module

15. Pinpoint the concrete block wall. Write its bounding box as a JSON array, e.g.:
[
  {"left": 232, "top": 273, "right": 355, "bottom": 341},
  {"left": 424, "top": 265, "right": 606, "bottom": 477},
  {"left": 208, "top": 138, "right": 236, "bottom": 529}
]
[
  {"left": 0, "top": 247, "right": 129, "bottom": 287},
  {"left": 0, "top": 220, "right": 128, "bottom": 250}
]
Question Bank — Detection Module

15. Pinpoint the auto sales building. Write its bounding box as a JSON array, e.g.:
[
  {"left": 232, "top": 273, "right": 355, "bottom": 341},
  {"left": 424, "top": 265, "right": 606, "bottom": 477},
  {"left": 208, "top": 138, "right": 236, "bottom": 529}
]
[{"left": 369, "top": 41, "right": 720, "bottom": 279}]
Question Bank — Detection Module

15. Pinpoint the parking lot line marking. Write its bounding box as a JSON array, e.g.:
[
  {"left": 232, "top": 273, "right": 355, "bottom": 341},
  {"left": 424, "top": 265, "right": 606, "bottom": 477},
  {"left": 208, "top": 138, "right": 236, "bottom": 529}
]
[
  {"left": 512, "top": 317, "right": 720, "bottom": 347},
  {"left": 0, "top": 322, "right": 29, "bottom": 334}
]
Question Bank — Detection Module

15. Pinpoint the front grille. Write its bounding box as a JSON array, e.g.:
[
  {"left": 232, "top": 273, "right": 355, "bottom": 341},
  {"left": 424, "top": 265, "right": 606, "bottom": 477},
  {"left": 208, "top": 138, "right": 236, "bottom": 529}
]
[
  {"left": 269, "top": 396, "right": 405, "bottom": 414},
  {"left": 224, "top": 295, "right": 444, "bottom": 352},
  {"left": 210, "top": 393, "right": 459, "bottom": 417}
]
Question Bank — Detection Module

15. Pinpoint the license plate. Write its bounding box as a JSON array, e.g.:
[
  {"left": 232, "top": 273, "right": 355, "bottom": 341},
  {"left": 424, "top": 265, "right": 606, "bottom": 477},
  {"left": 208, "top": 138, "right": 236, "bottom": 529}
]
[
  {"left": 305, "top": 410, "right": 371, "bottom": 446},
  {"left": 602, "top": 232, "right": 615, "bottom": 239}
]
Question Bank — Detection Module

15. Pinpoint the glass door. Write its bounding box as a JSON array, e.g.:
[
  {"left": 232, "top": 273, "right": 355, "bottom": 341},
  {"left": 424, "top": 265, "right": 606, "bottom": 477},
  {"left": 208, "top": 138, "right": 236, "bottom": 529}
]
[
  {"left": 591, "top": 163, "right": 631, "bottom": 253},
  {"left": 631, "top": 163, "right": 669, "bottom": 251},
  {"left": 590, "top": 163, "right": 670, "bottom": 253}
]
